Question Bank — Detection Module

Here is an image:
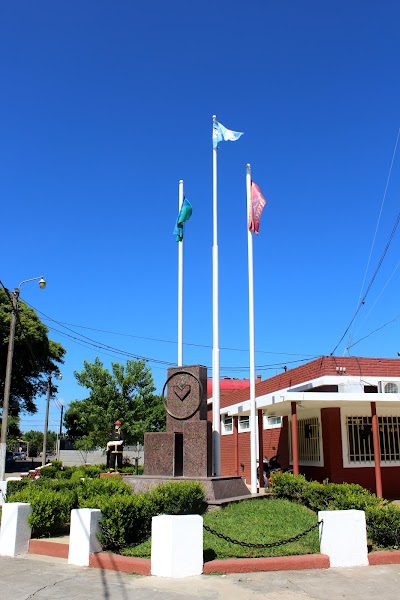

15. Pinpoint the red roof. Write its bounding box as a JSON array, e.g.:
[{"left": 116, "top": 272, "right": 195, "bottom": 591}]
[{"left": 211, "top": 356, "right": 400, "bottom": 409}]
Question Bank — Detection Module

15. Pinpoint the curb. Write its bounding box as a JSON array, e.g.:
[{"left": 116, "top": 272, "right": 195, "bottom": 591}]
[{"left": 28, "top": 540, "right": 400, "bottom": 574}]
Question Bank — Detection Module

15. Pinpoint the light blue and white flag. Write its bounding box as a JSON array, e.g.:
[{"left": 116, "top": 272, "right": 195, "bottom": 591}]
[{"left": 212, "top": 120, "right": 244, "bottom": 148}]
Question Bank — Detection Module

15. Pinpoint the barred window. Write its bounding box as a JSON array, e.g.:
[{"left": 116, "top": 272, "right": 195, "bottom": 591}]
[
  {"left": 385, "top": 382, "right": 398, "bottom": 394},
  {"left": 346, "top": 415, "right": 400, "bottom": 463},
  {"left": 289, "top": 416, "right": 321, "bottom": 465}
]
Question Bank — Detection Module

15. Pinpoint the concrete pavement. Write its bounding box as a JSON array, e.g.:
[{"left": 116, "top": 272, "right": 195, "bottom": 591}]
[{"left": 0, "top": 553, "right": 399, "bottom": 600}]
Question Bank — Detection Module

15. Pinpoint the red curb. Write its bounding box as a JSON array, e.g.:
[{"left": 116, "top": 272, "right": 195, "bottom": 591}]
[
  {"left": 203, "top": 554, "right": 330, "bottom": 573},
  {"left": 90, "top": 552, "right": 151, "bottom": 575},
  {"left": 368, "top": 551, "right": 400, "bottom": 565},
  {"left": 29, "top": 540, "right": 69, "bottom": 559}
]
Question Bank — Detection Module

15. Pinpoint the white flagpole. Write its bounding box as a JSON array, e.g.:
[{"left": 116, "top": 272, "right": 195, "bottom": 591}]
[
  {"left": 246, "top": 163, "right": 258, "bottom": 494},
  {"left": 212, "top": 115, "right": 221, "bottom": 476},
  {"left": 177, "top": 179, "right": 184, "bottom": 366}
]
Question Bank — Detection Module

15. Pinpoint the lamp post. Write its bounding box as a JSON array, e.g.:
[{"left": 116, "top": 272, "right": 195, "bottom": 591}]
[
  {"left": 42, "top": 372, "right": 62, "bottom": 466},
  {"left": 0, "top": 276, "right": 46, "bottom": 481}
]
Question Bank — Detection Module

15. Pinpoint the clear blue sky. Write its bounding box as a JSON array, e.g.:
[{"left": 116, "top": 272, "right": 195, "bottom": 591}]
[{"left": 2, "top": 1, "right": 400, "bottom": 433}]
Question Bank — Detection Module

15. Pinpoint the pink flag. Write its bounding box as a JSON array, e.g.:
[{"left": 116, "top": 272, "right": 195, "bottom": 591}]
[{"left": 248, "top": 181, "right": 266, "bottom": 234}]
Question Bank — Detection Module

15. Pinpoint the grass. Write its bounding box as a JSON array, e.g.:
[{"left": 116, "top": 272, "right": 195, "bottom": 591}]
[{"left": 121, "top": 498, "right": 320, "bottom": 560}]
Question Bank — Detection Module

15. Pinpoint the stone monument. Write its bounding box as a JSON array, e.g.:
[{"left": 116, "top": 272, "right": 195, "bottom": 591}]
[
  {"left": 123, "top": 365, "right": 251, "bottom": 502},
  {"left": 144, "top": 365, "right": 211, "bottom": 477}
]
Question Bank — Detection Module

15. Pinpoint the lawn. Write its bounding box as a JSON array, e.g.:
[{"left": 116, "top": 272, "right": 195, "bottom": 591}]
[{"left": 121, "top": 498, "right": 320, "bottom": 560}]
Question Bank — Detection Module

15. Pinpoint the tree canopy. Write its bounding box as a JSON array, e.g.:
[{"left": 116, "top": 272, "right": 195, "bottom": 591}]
[
  {"left": 64, "top": 357, "right": 166, "bottom": 450},
  {"left": 0, "top": 288, "right": 66, "bottom": 415}
]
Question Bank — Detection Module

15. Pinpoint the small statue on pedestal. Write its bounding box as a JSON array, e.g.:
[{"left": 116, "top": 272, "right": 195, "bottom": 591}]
[{"left": 106, "top": 420, "right": 124, "bottom": 472}]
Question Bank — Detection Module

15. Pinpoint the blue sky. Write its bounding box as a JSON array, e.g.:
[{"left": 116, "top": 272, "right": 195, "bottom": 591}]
[{"left": 2, "top": 1, "right": 400, "bottom": 433}]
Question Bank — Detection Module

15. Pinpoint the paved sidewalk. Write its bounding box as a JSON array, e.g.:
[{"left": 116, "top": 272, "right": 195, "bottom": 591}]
[{"left": 0, "top": 554, "right": 399, "bottom": 600}]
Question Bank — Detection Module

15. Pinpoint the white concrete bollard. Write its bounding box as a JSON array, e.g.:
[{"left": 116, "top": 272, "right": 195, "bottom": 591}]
[
  {"left": 151, "top": 514, "right": 203, "bottom": 578},
  {"left": 68, "top": 508, "right": 102, "bottom": 566},
  {"left": 318, "top": 509, "right": 369, "bottom": 568},
  {"left": 0, "top": 502, "right": 32, "bottom": 556}
]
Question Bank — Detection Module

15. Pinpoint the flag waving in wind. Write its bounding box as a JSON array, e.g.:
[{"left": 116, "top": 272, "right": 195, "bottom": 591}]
[
  {"left": 173, "top": 196, "right": 192, "bottom": 242},
  {"left": 213, "top": 120, "right": 244, "bottom": 148},
  {"left": 248, "top": 181, "right": 266, "bottom": 234}
]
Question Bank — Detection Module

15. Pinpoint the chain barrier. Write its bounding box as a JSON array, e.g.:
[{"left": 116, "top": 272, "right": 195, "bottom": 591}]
[
  {"left": 99, "top": 519, "right": 323, "bottom": 552},
  {"left": 203, "top": 520, "right": 322, "bottom": 549},
  {"left": 99, "top": 521, "right": 151, "bottom": 552}
]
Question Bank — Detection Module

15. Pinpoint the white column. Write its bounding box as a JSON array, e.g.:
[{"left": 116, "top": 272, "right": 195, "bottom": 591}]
[
  {"left": 151, "top": 514, "right": 203, "bottom": 577},
  {"left": 212, "top": 116, "right": 221, "bottom": 476},
  {"left": 318, "top": 510, "right": 368, "bottom": 567},
  {"left": 0, "top": 502, "right": 32, "bottom": 556},
  {"left": 177, "top": 179, "right": 184, "bottom": 366},
  {"left": 68, "top": 508, "right": 102, "bottom": 566},
  {"left": 246, "top": 163, "right": 258, "bottom": 494}
]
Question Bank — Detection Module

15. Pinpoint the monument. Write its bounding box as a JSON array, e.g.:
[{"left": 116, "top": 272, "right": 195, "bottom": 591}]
[{"left": 124, "top": 365, "right": 251, "bottom": 502}]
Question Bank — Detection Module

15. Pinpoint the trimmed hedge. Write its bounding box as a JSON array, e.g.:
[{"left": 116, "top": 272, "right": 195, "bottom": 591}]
[
  {"left": 6, "top": 477, "right": 205, "bottom": 542},
  {"left": 270, "top": 472, "right": 400, "bottom": 549}
]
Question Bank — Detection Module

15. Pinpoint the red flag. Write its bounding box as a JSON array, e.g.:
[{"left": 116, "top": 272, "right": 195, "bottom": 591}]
[{"left": 248, "top": 181, "right": 266, "bottom": 234}]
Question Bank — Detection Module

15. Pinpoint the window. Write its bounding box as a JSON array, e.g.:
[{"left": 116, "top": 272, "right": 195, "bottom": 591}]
[
  {"left": 238, "top": 415, "right": 250, "bottom": 432},
  {"left": 222, "top": 414, "right": 233, "bottom": 435},
  {"left": 264, "top": 415, "right": 282, "bottom": 428},
  {"left": 345, "top": 415, "right": 400, "bottom": 464},
  {"left": 385, "top": 382, "right": 398, "bottom": 394},
  {"left": 289, "top": 415, "right": 322, "bottom": 466}
]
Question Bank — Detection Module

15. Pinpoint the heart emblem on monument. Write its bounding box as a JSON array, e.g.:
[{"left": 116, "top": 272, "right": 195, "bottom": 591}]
[{"left": 173, "top": 383, "right": 191, "bottom": 402}]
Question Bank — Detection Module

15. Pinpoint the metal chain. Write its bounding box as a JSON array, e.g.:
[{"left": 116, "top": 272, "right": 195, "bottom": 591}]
[
  {"left": 99, "top": 519, "right": 323, "bottom": 552},
  {"left": 99, "top": 521, "right": 150, "bottom": 552},
  {"left": 203, "top": 520, "right": 322, "bottom": 549}
]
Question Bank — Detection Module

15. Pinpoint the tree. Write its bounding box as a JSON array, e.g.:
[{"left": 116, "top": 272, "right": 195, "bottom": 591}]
[
  {"left": 64, "top": 357, "right": 166, "bottom": 450},
  {"left": 23, "top": 429, "right": 57, "bottom": 456},
  {"left": 0, "top": 288, "right": 66, "bottom": 415}
]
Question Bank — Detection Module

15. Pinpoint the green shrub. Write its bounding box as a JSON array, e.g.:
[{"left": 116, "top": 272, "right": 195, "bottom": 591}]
[
  {"left": 150, "top": 481, "right": 205, "bottom": 515},
  {"left": 6, "top": 479, "right": 30, "bottom": 495},
  {"left": 7, "top": 487, "right": 78, "bottom": 536},
  {"left": 38, "top": 466, "right": 59, "bottom": 479},
  {"left": 366, "top": 505, "right": 400, "bottom": 548}
]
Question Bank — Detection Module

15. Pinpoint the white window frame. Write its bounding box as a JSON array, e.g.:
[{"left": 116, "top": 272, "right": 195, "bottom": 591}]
[
  {"left": 221, "top": 414, "right": 233, "bottom": 435},
  {"left": 238, "top": 415, "right": 250, "bottom": 432},
  {"left": 341, "top": 407, "right": 400, "bottom": 468},
  {"left": 263, "top": 415, "right": 282, "bottom": 429},
  {"left": 288, "top": 409, "right": 324, "bottom": 467}
]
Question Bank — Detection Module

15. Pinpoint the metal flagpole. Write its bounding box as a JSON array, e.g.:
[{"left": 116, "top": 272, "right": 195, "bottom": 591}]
[
  {"left": 212, "top": 115, "right": 221, "bottom": 476},
  {"left": 178, "top": 179, "right": 184, "bottom": 366},
  {"left": 246, "top": 163, "right": 258, "bottom": 494}
]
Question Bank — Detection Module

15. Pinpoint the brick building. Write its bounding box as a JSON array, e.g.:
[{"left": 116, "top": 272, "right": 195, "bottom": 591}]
[{"left": 208, "top": 356, "right": 400, "bottom": 498}]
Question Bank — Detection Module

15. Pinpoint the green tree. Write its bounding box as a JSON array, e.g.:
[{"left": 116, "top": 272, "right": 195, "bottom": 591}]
[
  {"left": 23, "top": 430, "right": 57, "bottom": 456},
  {"left": 0, "top": 288, "right": 66, "bottom": 415},
  {"left": 64, "top": 357, "right": 166, "bottom": 450}
]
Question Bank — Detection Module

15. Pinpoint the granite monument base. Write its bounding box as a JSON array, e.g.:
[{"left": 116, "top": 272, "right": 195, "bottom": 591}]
[{"left": 122, "top": 475, "right": 251, "bottom": 502}]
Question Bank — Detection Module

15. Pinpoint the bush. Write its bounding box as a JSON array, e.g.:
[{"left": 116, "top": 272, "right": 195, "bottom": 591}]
[
  {"left": 7, "top": 487, "right": 78, "bottom": 536},
  {"left": 366, "top": 505, "right": 400, "bottom": 548},
  {"left": 150, "top": 481, "right": 205, "bottom": 515}
]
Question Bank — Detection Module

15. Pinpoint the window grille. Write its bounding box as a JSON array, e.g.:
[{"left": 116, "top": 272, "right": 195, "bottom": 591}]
[
  {"left": 384, "top": 382, "right": 398, "bottom": 394},
  {"left": 289, "top": 416, "right": 321, "bottom": 464},
  {"left": 345, "top": 415, "right": 400, "bottom": 463}
]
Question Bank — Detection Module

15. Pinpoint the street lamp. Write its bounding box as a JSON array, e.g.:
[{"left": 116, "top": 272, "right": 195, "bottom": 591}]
[
  {"left": 42, "top": 372, "right": 62, "bottom": 466},
  {"left": 0, "top": 276, "right": 46, "bottom": 481}
]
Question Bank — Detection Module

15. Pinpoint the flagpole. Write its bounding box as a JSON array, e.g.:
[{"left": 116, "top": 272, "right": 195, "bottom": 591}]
[
  {"left": 178, "top": 179, "right": 184, "bottom": 366},
  {"left": 212, "top": 114, "right": 221, "bottom": 476},
  {"left": 246, "top": 163, "right": 258, "bottom": 494}
]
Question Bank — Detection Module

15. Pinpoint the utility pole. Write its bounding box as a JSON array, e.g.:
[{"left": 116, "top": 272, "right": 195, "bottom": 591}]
[{"left": 0, "top": 289, "right": 19, "bottom": 481}]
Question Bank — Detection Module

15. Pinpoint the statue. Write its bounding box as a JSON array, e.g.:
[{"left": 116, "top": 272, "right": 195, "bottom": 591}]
[{"left": 106, "top": 420, "right": 124, "bottom": 472}]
